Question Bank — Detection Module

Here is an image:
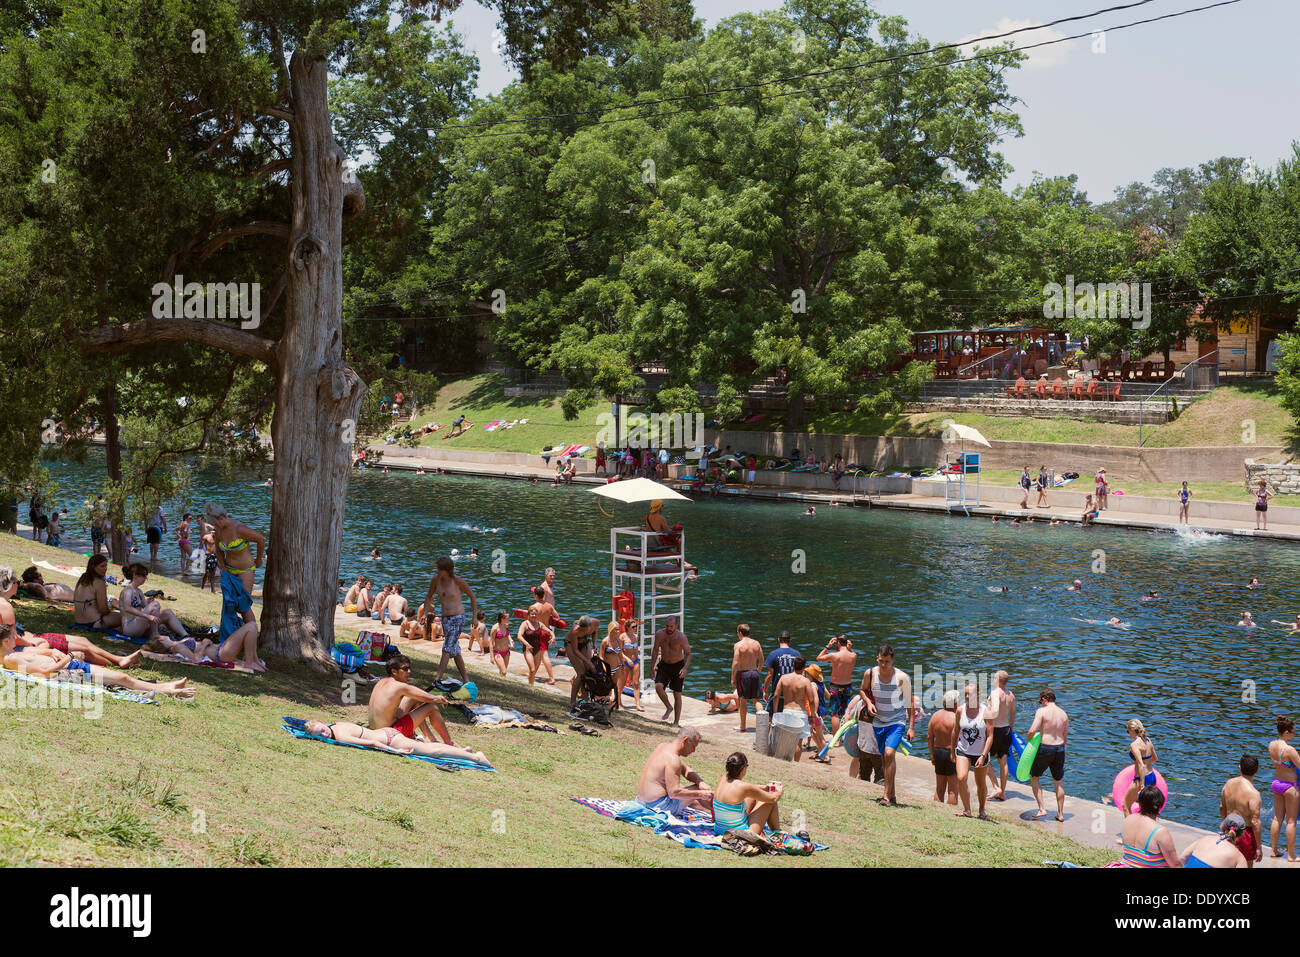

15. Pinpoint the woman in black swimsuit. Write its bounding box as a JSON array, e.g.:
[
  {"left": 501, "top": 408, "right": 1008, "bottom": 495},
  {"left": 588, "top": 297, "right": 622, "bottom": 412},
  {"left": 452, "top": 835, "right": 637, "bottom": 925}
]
[{"left": 515, "top": 607, "right": 553, "bottom": 687}]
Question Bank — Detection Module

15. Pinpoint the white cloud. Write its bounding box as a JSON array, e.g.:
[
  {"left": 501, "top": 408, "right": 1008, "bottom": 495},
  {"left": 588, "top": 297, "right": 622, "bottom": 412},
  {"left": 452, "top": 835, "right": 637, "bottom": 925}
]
[{"left": 957, "top": 18, "right": 1077, "bottom": 71}]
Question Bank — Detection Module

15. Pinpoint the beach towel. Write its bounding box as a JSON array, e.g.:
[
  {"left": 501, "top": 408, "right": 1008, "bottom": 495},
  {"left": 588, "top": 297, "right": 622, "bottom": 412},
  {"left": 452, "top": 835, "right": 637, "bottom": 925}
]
[
  {"left": 83, "top": 625, "right": 147, "bottom": 645},
  {"left": 32, "top": 558, "right": 80, "bottom": 578},
  {"left": 220, "top": 569, "right": 253, "bottom": 643},
  {"left": 1051, "top": 477, "right": 1075, "bottom": 487},
  {"left": 1, "top": 666, "right": 158, "bottom": 706},
  {"left": 138, "top": 650, "right": 239, "bottom": 671},
  {"left": 280, "top": 717, "right": 496, "bottom": 772},
  {"left": 465, "top": 705, "right": 525, "bottom": 725},
  {"left": 571, "top": 798, "right": 829, "bottom": 852},
  {"left": 483, "top": 420, "right": 505, "bottom": 432}
]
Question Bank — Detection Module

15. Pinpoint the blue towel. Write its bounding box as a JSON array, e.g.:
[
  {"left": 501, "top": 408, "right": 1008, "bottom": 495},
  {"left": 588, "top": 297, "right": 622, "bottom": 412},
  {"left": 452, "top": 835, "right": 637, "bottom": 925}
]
[
  {"left": 220, "top": 569, "right": 253, "bottom": 643},
  {"left": 280, "top": 717, "right": 496, "bottom": 772},
  {"left": 86, "top": 625, "right": 146, "bottom": 645}
]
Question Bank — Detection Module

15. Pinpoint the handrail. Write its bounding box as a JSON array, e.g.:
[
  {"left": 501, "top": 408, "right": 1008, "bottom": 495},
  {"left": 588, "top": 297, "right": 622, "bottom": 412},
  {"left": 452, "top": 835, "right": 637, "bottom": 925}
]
[{"left": 1138, "top": 349, "right": 1218, "bottom": 446}]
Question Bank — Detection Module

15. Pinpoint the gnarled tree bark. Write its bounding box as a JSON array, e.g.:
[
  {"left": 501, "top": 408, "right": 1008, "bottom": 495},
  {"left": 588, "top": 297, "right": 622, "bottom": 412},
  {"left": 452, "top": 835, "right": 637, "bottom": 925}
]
[{"left": 258, "top": 51, "right": 366, "bottom": 665}]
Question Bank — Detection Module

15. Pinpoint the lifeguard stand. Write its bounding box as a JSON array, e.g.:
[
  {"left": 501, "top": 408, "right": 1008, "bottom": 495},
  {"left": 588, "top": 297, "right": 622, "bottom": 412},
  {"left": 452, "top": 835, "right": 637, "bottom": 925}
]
[
  {"left": 609, "top": 526, "right": 686, "bottom": 695},
  {"left": 943, "top": 451, "right": 982, "bottom": 513}
]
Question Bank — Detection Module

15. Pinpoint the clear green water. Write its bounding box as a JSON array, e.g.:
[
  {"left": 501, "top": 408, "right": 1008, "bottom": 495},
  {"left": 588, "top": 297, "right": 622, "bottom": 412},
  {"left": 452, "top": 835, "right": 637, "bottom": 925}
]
[{"left": 35, "top": 452, "right": 1300, "bottom": 830}]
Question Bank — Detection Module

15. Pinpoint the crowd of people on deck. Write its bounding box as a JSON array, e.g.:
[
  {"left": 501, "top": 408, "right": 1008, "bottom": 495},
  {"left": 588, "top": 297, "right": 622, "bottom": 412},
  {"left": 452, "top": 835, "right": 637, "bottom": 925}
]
[{"left": 7, "top": 478, "right": 1299, "bottom": 868}]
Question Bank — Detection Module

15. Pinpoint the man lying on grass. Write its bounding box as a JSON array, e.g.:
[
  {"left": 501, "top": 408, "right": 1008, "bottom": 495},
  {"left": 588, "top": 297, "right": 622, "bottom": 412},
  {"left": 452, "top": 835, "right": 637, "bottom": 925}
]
[
  {"left": 302, "top": 719, "right": 488, "bottom": 765},
  {"left": 369, "top": 654, "right": 455, "bottom": 746},
  {"left": 0, "top": 599, "right": 195, "bottom": 699}
]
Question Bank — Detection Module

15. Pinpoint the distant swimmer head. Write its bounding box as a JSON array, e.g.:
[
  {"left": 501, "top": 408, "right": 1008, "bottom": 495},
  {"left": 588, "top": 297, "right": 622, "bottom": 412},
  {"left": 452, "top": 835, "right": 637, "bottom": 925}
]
[{"left": 450, "top": 548, "right": 460, "bottom": 558}]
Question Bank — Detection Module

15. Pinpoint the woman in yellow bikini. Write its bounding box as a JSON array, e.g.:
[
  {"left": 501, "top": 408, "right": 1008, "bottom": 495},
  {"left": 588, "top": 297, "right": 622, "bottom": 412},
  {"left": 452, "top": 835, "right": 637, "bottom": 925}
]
[{"left": 205, "top": 503, "right": 266, "bottom": 655}]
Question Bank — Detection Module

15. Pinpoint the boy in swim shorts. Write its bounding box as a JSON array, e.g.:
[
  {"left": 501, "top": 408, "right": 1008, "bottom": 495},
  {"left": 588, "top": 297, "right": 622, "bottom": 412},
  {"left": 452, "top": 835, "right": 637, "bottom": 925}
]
[{"left": 423, "top": 556, "right": 478, "bottom": 685}]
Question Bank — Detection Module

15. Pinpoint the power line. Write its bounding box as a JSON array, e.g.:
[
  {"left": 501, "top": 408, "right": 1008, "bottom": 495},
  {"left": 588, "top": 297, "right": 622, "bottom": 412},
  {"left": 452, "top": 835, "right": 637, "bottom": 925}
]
[
  {"left": 440, "top": 0, "right": 1243, "bottom": 140},
  {"left": 439, "top": 0, "right": 1164, "bottom": 130}
]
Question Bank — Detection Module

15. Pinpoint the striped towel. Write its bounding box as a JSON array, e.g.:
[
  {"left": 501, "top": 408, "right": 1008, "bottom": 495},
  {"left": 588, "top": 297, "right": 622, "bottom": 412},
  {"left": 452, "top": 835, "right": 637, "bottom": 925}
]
[
  {"left": 571, "top": 798, "right": 830, "bottom": 852},
  {"left": 1, "top": 667, "right": 158, "bottom": 706},
  {"left": 280, "top": 718, "right": 496, "bottom": 772}
]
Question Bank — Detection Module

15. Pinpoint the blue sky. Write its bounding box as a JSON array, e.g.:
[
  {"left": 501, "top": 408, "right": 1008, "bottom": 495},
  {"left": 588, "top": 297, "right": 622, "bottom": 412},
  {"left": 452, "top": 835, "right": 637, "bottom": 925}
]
[{"left": 439, "top": 0, "right": 1299, "bottom": 202}]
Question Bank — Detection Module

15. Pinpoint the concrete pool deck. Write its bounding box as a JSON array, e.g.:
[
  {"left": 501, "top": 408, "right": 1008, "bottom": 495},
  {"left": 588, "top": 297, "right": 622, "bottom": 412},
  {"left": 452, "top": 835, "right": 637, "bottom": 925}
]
[{"left": 339, "top": 606, "right": 1294, "bottom": 868}]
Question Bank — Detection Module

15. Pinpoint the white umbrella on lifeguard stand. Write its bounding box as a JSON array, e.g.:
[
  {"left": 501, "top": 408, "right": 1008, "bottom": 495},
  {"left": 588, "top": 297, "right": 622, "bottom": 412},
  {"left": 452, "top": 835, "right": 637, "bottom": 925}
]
[
  {"left": 940, "top": 420, "right": 990, "bottom": 510},
  {"left": 588, "top": 478, "right": 691, "bottom": 698}
]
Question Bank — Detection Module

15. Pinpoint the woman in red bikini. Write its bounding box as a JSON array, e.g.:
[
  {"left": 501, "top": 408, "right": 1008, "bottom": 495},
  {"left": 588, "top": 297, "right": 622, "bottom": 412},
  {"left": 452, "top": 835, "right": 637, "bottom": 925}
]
[
  {"left": 489, "top": 611, "right": 512, "bottom": 676},
  {"left": 515, "top": 607, "right": 553, "bottom": 686}
]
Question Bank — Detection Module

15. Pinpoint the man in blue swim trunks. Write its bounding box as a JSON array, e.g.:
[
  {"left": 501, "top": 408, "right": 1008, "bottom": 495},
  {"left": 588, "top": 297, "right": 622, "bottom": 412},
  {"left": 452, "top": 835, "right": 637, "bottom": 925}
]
[
  {"left": 858, "top": 644, "right": 915, "bottom": 806},
  {"left": 423, "top": 556, "right": 479, "bottom": 685},
  {"left": 630, "top": 727, "right": 713, "bottom": 817}
]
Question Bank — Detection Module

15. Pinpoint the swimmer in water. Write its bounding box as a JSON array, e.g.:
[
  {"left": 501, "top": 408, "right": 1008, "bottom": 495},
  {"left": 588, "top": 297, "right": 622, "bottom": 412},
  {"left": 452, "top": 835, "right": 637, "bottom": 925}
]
[
  {"left": 1238, "top": 612, "right": 1256, "bottom": 628},
  {"left": 1009, "top": 518, "right": 1020, "bottom": 527},
  {"left": 1071, "top": 616, "right": 1129, "bottom": 630},
  {"left": 986, "top": 585, "right": 1009, "bottom": 594},
  {"left": 1140, "top": 590, "right": 1160, "bottom": 601},
  {"left": 1269, "top": 614, "right": 1300, "bottom": 631},
  {"left": 1067, "top": 580, "right": 1083, "bottom": 592},
  {"left": 370, "top": 548, "right": 381, "bottom": 561},
  {"left": 991, "top": 514, "right": 999, "bottom": 524},
  {"left": 470, "top": 547, "right": 479, "bottom": 559},
  {"left": 1049, "top": 518, "right": 1061, "bottom": 527},
  {"left": 804, "top": 506, "right": 816, "bottom": 516},
  {"left": 1247, "top": 577, "right": 1260, "bottom": 589}
]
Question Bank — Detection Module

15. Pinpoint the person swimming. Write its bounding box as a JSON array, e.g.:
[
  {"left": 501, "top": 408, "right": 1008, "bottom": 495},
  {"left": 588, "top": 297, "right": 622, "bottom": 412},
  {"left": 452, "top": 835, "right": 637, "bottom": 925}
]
[
  {"left": 1067, "top": 580, "right": 1083, "bottom": 592},
  {"left": 986, "top": 585, "right": 1009, "bottom": 594},
  {"left": 803, "top": 506, "right": 815, "bottom": 516},
  {"left": 1071, "top": 616, "right": 1130, "bottom": 630},
  {"left": 1140, "top": 590, "right": 1160, "bottom": 601},
  {"left": 1238, "top": 612, "right": 1256, "bottom": 628}
]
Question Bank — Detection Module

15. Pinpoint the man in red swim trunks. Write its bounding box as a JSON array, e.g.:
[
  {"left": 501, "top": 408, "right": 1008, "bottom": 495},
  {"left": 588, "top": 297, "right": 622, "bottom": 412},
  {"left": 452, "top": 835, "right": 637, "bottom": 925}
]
[
  {"left": 368, "top": 654, "right": 453, "bottom": 745},
  {"left": 1220, "top": 754, "right": 1263, "bottom": 867}
]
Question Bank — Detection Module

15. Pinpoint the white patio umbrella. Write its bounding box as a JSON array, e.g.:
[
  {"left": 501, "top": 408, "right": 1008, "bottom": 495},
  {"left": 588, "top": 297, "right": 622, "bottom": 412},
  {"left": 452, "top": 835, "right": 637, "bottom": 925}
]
[
  {"left": 944, "top": 422, "right": 991, "bottom": 448},
  {"left": 589, "top": 476, "right": 691, "bottom": 507}
]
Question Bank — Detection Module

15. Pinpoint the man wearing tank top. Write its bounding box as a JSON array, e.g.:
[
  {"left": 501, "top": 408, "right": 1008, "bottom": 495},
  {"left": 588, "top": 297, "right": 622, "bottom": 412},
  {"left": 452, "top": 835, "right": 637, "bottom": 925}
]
[
  {"left": 858, "top": 644, "right": 914, "bottom": 806},
  {"left": 986, "top": 671, "right": 1016, "bottom": 801}
]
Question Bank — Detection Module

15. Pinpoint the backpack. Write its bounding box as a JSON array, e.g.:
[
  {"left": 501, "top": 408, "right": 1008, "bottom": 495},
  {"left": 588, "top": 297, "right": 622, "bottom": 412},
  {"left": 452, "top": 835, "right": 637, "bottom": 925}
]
[{"left": 583, "top": 656, "right": 616, "bottom": 698}]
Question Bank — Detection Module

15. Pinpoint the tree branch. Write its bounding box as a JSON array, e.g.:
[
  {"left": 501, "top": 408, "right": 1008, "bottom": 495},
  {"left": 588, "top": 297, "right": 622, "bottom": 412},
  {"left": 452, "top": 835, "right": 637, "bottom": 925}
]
[
  {"left": 197, "top": 220, "right": 291, "bottom": 261},
  {"left": 261, "top": 106, "right": 295, "bottom": 123},
  {"left": 195, "top": 107, "right": 244, "bottom": 158},
  {"left": 89, "top": 319, "right": 277, "bottom": 366}
]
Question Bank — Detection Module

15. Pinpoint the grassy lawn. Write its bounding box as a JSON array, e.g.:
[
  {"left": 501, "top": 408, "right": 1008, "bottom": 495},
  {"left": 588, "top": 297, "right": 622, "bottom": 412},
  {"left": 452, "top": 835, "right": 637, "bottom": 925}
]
[
  {"left": 0, "top": 531, "right": 1114, "bottom": 867},
  {"left": 736, "top": 381, "right": 1298, "bottom": 452},
  {"left": 394, "top": 374, "right": 600, "bottom": 456}
]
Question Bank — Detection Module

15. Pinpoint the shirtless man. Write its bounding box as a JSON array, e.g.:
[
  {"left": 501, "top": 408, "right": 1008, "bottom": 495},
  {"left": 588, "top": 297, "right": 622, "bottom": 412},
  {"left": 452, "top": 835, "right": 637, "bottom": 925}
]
[
  {"left": 928, "top": 689, "right": 960, "bottom": 805},
  {"left": 200, "top": 524, "right": 219, "bottom": 593},
  {"left": 367, "top": 654, "right": 453, "bottom": 746},
  {"left": 816, "top": 635, "right": 857, "bottom": 734},
  {"left": 1026, "top": 689, "right": 1069, "bottom": 821},
  {"left": 986, "top": 670, "right": 1016, "bottom": 800},
  {"left": 527, "top": 586, "right": 558, "bottom": 684},
  {"left": 538, "top": 567, "right": 557, "bottom": 608},
  {"left": 650, "top": 616, "right": 691, "bottom": 726},
  {"left": 772, "top": 657, "right": 819, "bottom": 763},
  {"left": 1, "top": 611, "right": 193, "bottom": 699},
  {"left": 344, "top": 576, "right": 365, "bottom": 608},
  {"left": 422, "top": 556, "right": 479, "bottom": 684},
  {"left": 384, "top": 584, "right": 407, "bottom": 625},
  {"left": 1220, "top": 754, "right": 1264, "bottom": 867},
  {"left": 729, "top": 623, "right": 764, "bottom": 732},
  {"left": 633, "top": 727, "right": 713, "bottom": 815}
]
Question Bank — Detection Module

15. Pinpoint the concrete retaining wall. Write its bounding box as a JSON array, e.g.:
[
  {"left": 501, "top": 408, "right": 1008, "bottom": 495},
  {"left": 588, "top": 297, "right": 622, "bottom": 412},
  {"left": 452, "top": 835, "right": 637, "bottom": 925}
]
[{"left": 709, "top": 429, "right": 1278, "bottom": 482}]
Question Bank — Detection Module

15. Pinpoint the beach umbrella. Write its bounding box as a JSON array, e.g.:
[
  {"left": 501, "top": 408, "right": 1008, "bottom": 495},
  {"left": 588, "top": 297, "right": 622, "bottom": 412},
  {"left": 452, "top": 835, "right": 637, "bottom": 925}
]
[
  {"left": 589, "top": 477, "right": 690, "bottom": 517},
  {"left": 943, "top": 422, "right": 991, "bottom": 447}
]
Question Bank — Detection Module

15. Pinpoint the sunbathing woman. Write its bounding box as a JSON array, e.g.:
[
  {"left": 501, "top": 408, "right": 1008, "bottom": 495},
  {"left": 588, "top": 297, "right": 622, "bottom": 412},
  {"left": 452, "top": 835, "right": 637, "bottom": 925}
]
[
  {"left": 19, "top": 567, "right": 74, "bottom": 602},
  {"left": 711, "top": 752, "right": 783, "bottom": 835},
  {"left": 72, "top": 555, "right": 123, "bottom": 631},
  {"left": 515, "top": 606, "right": 553, "bottom": 686},
  {"left": 118, "top": 563, "right": 197, "bottom": 646},
  {"left": 301, "top": 719, "right": 487, "bottom": 765},
  {"left": 12, "top": 629, "right": 143, "bottom": 669}
]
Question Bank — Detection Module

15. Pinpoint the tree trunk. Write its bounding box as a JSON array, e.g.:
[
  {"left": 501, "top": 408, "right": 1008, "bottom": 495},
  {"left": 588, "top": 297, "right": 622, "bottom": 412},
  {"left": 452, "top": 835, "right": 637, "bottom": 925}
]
[
  {"left": 787, "top": 391, "right": 807, "bottom": 431},
  {"left": 99, "top": 386, "right": 127, "bottom": 565},
  {"left": 258, "top": 52, "right": 366, "bottom": 665}
]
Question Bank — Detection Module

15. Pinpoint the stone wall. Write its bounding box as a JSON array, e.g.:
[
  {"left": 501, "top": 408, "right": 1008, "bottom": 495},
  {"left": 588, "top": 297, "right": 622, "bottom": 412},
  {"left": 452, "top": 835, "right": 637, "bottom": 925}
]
[{"left": 1245, "top": 458, "right": 1300, "bottom": 494}]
